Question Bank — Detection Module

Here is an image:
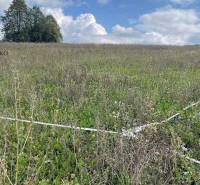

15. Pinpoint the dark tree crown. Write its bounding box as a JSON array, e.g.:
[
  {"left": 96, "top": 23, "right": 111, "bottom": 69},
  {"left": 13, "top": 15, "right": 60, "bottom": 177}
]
[{"left": 0, "top": 0, "right": 62, "bottom": 42}]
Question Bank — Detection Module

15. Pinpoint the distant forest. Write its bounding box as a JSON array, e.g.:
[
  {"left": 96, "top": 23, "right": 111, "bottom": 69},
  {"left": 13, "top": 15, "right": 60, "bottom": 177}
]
[{"left": 0, "top": 0, "right": 62, "bottom": 42}]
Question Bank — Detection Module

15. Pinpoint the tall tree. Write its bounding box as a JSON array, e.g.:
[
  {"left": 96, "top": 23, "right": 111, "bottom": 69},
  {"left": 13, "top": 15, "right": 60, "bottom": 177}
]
[
  {"left": 1, "top": 0, "right": 63, "bottom": 42},
  {"left": 1, "top": 0, "right": 29, "bottom": 41},
  {"left": 28, "top": 6, "right": 45, "bottom": 42},
  {"left": 41, "top": 15, "right": 62, "bottom": 43}
]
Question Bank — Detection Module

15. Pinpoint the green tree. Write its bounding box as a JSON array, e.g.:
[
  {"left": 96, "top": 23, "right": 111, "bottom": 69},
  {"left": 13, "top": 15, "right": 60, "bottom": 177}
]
[
  {"left": 41, "top": 15, "right": 63, "bottom": 43},
  {"left": 1, "top": 0, "right": 62, "bottom": 43},
  {"left": 28, "top": 6, "right": 45, "bottom": 42},
  {"left": 1, "top": 0, "right": 29, "bottom": 42}
]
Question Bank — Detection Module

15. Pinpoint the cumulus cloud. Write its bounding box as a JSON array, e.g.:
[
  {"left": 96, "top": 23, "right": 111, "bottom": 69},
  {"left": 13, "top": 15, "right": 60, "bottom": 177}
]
[
  {"left": 108, "top": 8, "right": 200, "bottom": 45},
  {"left": 112, "top": 25, "right": 139, "bottom": 36},
  {"left": 137, "top": 8, "right": 200, "bottom": 44},
  {"left": 41, "top": 7, "right": 200, "bottom": 45},
  {"left": 42, "top": 8, "right": 107, "bottom": 43}
]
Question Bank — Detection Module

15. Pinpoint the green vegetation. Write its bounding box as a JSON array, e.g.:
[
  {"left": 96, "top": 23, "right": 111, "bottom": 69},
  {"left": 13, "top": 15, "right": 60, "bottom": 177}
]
[
  {"left": 1, "top": 0, "right": 62, "bottom": 42},
  {"left": 0, "top": 43, "right": 200, "bottom": 184}
]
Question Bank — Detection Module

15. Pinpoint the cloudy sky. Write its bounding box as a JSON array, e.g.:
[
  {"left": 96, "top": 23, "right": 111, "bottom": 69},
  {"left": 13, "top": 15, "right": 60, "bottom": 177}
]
[{"left": 1, "top": 0, "right": 200, "bottom": 45}]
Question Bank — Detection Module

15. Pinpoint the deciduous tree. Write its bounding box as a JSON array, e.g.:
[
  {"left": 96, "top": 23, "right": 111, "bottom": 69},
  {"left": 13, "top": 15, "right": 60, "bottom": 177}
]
[
  {"left": 1, "top": 0, "right": 63, "bottom": 43},
  {"left": 1, "top": 0, "right": 29, "bottom": 42}
]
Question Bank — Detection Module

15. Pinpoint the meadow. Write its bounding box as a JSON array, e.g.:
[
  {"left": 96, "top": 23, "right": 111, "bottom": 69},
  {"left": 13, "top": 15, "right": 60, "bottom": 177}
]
[{"left": 0, "top": 43, "right": 200, "bottom": 184}]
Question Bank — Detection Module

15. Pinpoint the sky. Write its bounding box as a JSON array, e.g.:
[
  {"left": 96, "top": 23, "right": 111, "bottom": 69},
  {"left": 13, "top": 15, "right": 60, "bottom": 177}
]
[{"left": 1, "top": 0, "right": 200, "bottom": 45}]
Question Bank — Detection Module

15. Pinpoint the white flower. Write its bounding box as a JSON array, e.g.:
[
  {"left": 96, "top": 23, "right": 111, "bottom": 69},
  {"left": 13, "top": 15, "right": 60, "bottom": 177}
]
[{"left": 112, "top": 111, "right": 120, "bottom": 119}]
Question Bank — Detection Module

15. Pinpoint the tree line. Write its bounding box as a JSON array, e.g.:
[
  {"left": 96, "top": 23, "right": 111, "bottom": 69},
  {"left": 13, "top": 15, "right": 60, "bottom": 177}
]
[{"left": 0, "top": 0, "right": 62, "bottom": 42}]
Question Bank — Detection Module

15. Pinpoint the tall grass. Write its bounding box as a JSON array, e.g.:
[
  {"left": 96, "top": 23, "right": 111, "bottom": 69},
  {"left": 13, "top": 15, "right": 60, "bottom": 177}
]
[{"left": 0, "top": 43, "right": 200, "bottom": 184}]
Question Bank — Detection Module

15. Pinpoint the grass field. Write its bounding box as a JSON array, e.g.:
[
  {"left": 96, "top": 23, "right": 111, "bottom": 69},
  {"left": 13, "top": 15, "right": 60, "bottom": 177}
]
[{"left": 0, "top": 43, "right": 200, "bottom": 184}]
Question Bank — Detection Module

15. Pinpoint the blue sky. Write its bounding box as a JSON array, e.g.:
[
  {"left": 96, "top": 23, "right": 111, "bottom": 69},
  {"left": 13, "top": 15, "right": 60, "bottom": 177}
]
[
  {"left": 1, "top": 0, "right": 200, "bottom": 44},
  {"left": 62, "top": 0, "right": 176, "bottom": 31}
]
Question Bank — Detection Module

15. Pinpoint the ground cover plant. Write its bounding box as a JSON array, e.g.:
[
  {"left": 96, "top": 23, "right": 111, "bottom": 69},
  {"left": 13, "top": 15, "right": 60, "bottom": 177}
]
[{"left": 0, "top": 43, "right": 200, "bottom": 184}]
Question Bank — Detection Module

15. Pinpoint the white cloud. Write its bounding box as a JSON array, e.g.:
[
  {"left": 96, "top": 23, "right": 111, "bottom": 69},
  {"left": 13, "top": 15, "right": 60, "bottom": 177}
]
[
  {"left": 142, "top": 32, "right": 185, "bottom": 45},
  {"left": 108, "top": 8, "right": 200, "bottom": 45},
  {"left": 112, "top": 25, "right": 138, "bottom": 36},
  {"left": 41, "top": 7, "right": 200, "bottom": 45},
  {"left": 136, "top": 8, "right": 200, "bottom": 44},
  {"left": 108, "top": 28, "right": 185, "bottom": 45},
  {"left": 42, "top": 8, "right": 107, "bottom": 43},
  {"left": 170, "top": 0, "right": 195, "bottom": 5},
  {"left": 0, "top": 0, "right": 12, "bottom": 12},
  {"left": 97, "top": 0, "right": 111, "bottom": 5}
]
